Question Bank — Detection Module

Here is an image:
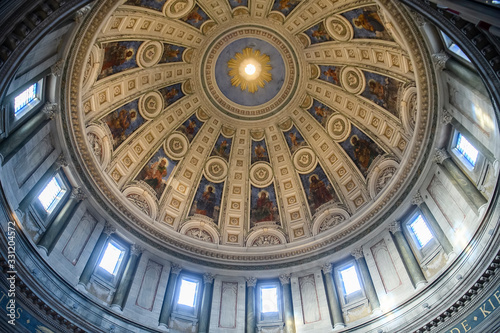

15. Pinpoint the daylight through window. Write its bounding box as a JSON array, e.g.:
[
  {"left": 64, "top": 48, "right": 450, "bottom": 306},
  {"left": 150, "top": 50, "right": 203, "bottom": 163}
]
[
  {"left": 440, "top": 31, "right": 470, "bottom": 62},
  {"left": 456, "top": 133, "right": 478, "bottom": 166},
  {"left": 340, "top": 266, "right": 362, "bottom": 295},
  {"left": 178, "top": 279, "right": 198, "bottom": 307},
  {"left": 261, "top": 287, "right": 278, "bottom": 313},
  {"left": 37, "top": 176, "right": 66, "bottom": 214},
  {"left": 409, "top": 214, "right": 434, "bottom": 248},
  {"left": 98, "top": 242, "right": 124, "bottom": 275},
  {"left": 14, "top": 83, "right": 37, "bottom": 116}
]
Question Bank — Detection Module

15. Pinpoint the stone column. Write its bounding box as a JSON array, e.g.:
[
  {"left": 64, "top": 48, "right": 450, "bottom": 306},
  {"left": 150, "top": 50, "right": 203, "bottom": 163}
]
[
  {"left": 16, "top": 155, "right": 66, "bottom": 213},
  {"left": 159, "top": 264, "right": 182, "bottom": 328},
  {"left": 389, "top": 221, "right": 427, "bottom": 289},
  {"left": 245, "top": 277, "right": 257, "bottom": 333},
  {"left": 79, "top": 223, "right": 115, "bottom": 287},
  {"left": 351, "top": 248, "right": 380, "bottom": 312},
  {"left": 0, "top": 102, "right": 56, "bottom": 165},
  {"left": 412, "top": 191, "right": 454, "bottom": 257},
  {"left": 37, "top": 187, "right": 86, "bottom": 255},
  {"left": 434, "top": 149, "right": 487, "bottom": 211},
  {"left": 321, "top": 263, "right": 345, "bottom": 329},
  {"left": 198, "top": 273, "right": 214, "bottom": 333},
  {"left": 111, "top": 244, "right": 143, "bottom": 311},
  {"left": 279, "top": 274, "right": 296, "bottom": 333}
]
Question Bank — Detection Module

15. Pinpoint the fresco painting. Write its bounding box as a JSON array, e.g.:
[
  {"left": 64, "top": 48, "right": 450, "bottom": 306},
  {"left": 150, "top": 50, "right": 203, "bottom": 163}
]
[
  {"left": 361, "top": 71, "right": 402, "bottom": 118},
  {"left": 228, "top": 0, "right": 248, "bottom": 9},
  {"left": 304, "top": 22, "right": 333, "bottom": 44},
  {"left": 341, "top": 5, "right": 392, "bottom": 41},
  {"left": 159, "top": 83, "right": 185, "bottom": 106},
  {"left": 308, "top": 99, "right": 334, "bottom": 127},
  {"left": 124, "top": 0, "right": 167, "bottom": 11},
  {"left": 299, "top": 165, "right": 338, "bottom": 215},
  {"left": 319, "top": 65, "right": 341, "bottom": 86},
  {"left": 339, "top": 125, "right": 384, "bottom": 177},
  {"left": 283, "top": 126, "right": 307, "bottom": 154},
  {"left": 98, "top": 41, "right": 141, "bottom": 80},
  {"left": 180, "top": 5, "right": 210, "bottom": 29},
  {"left": 135, "top": 148, "right": 177, "bottom": 199},
  {"left": 176, "top": 113, "right": 203, "bottom": 142},
  {"left": 251, "top": 139, "right": 270, "bottom": 164},
  {"left": 159, "top": 44, "right": 186, "bottom": 63},
  {"left": 104, "top": 99, "right": 145, "bottom": 149},
  {"left": 190, "top": 176, "right": 224, "bottom": 223},
  {"left": 211, "top": 135, "right": 232, "bottom": 161},
  {"left": 272, "top": 0, "right": 301, "bottom": 17},
  {"left": 250, "top": 184, "right": 280, "bottom": 227}
]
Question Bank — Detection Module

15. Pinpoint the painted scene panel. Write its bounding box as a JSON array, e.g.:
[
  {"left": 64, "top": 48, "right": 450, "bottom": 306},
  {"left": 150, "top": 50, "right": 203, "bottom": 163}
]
[
  {"left": 272, "top": 0, "right": 301, "bottom": 17},
  {"left": 361, "top": 71, "right": 402, "bottom": 118},
  {"left": 104, "top": 99, "right": 145, "bottom": 149},
  {"left": 299, "top": 164, "right": 338, "bottom": 215},
  {"left": 98, "top": 41, "right": 141, "bottom": 80},
  {"left": 308, "top": 99, "right": 334, "bottom": 127},
  {"left": 124, "top": 0, "right": 167, "bottom": 11},
  {"left": 251, "top": 139, "right": 270, "bottom": 164},
  {"left": 176, "top": 113, "right": 203, "bottom": 142},
  {"left": 304, "top": 22, "right": 333, "bottom": 45},
  {"left": 250, "top": 184, "right": 280, "bottom": 227},
  {"left": 180, "top": 5, "right": 210, "bottom": 29},
  {"left": 283, "top": 126, "right": 307, "bottom": 154},
  {"left": 211, "top": 135, "right": 233, "bottom": 161},
  {"left": 339, "top": 125, "right": 384, "bottom": 177},
  {"left": 319, "top": 65, "right": 341, "bottom": 87},
  {"left": 341, "top": 5, "right": 393, "bottom": 41},
  {"left": 135, "top": 148, "right": 177, "bottom": 199},
  {"left": 159, "top": 44, "right": 186, "bottom": 64},
  {"left": 189, "top": 176, "right": 224, "bottom": 223},
  {"left": 228, "top": 0, "right": 248, "bottom": 9},
  {"left": 159, "top": 83, "right": 185, "bottom": 107}
]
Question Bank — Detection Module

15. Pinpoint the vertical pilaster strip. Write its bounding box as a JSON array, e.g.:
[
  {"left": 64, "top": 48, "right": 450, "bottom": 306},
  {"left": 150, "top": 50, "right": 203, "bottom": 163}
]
[
  {"left": 111, "top": 244, "right": 143, "bottom": 311},
  {"left": 321, "top": 263, "right": 345, "bottom": 329},
  {"left": 279, "top": 274, "right": 296, "bottom": 333},
  {"left": 245, "top": 277, "right": 257, "bottom": 333},
  {"left": 198, "top": 273, "right": 214, "bottom": 333},
  {"left": 351, "top": 248, "right": 380, "bottom": 312},
  {"left": 389, "top": 221, "right": 427, "bottom": 289},
  {"left": 158, "top": 264, "right": 182, "bottom": 328}
]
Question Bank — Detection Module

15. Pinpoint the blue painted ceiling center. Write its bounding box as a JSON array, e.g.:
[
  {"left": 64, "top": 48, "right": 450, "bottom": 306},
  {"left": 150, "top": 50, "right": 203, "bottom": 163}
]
[{"left": 215, "top": 38, "right": 285, "bottom": 106}]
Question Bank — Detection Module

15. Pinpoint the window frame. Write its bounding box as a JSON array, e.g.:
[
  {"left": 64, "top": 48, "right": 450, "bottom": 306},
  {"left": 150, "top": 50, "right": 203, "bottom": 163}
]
[
  {"left": 256, "top": 280, "right": 283, "bottom": 324},
  {"left": 172, "top": 272, "right": 202, "bottom": 319},
  {"left": 94, "top": 237, "right": 129, "bottom": 286},
  {"left": 439, "top": 30, "right": 471, "bottom": 64},
  {"left": 30, "top": 172, "right": 71, "bottom": 228},
  {"left": 334, "top": 261, "right": 365, "bottom": 306},
  {"left": 448, "top": 129, "right": 486, "bottom": 185},
  {"left": 404, "top": 209, "right": 439, "bottom": 262}
]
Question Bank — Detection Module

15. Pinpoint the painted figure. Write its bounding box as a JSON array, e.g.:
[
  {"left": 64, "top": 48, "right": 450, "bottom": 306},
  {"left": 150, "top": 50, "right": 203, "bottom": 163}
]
[
  {"left": 353, "top": 10, "right": 385, "bottom": 34},
  {"left": 368, "top": 79, "right": 387, "bottom": 101},
  {"left": 323, "top": 68, "right": 339, "bottom": 84},
  {"left": 309, "top": 175, "right": 333, "bottom": 208},
  {"left": 101, "top": 44, "right": 134, "bottom": 76},
  {"left": 253, "top": 191, "right": 275, "bottom": 222},
  {"left": 351, "top": 135, "right": 377, "bottom": 170},
  {"left": 106, "top": 108, "right": 139, "bottom": 147},
  {"left": 196, "top": 185, "right": 216, "bottom": 218},
  {"left": 254, "top": 143, "right": 267, "bottom": 161},
  {"left": 143, "top": 158, "right": 168, "bottom": 191}
]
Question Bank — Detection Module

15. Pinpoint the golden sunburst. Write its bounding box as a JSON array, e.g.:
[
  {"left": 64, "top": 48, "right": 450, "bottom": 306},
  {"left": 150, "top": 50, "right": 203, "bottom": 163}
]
[{"left": 227, "top": 48, "right": 272, "bottom": 93}]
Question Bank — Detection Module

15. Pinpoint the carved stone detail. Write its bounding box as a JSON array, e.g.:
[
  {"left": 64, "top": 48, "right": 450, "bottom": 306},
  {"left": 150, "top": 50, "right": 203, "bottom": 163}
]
[
  {"left": 322, "top": 263, "right": 333, "bottom": 274},
  {"left": 130, "top": 244, "right": 143, "bottom": 256},
  {"left": 203, "top": 273, "right": 215, "bottom": 284},
  {"left": 431, "top": 52, "right": 449, "bottom": 71},
  {"left": 279, "top": 274, "right": 291, "bottom": 285},
  {"left": 51, "top": 59, "right": 64, "bottom": 77},
  {"left": 246, "top": 277, "right": 257, "bottom": 287},
  {"left": 103, "top": 223, "right": 116, "bottom": 236},
  {"left": 42, "top": 102, "right": 58, "bottom": 119},
  {"left": 434, "top": 148, "right": 450, "bottom": 164},
  {"left": 388, "top": 221, "right": 402, "bottom": 234},
  {"left": 170, "top": 264, "right": 182, "bottom": 275},
  {"left": 442, "top": 109, "right": 453, "bottom": 124},
  {"left": 412, "top": 191, "right": 424, "bottom": 206},
  {"left": 351, "top": 248, "right": 364, "bottom": 260},
  {"left": 71, "top": 187, "right": 86, "bottom": 201}
]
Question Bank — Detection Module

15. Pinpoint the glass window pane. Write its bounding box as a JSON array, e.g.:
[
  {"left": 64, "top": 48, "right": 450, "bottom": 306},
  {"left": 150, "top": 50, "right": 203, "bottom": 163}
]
[
  {"left": 440, "top": 31, "right": 470, "bottom": 62},
  {"left": 261, "top": 287, "right": 278, "bottom": 313},
  {"left": 340, "top": 266, "right": 361, "bottom": 295},
  {"left": 409, "top": 215, "right": 433, "bottom": 248},
  {"left": 456, "top": 133, "right": 478, "bottom": 166},
  {"left": 37, "top": 177, "right": 66, "bottom": 213},
  {"left": 98, "top": 242, "right": 123, "bottom": 275},
  {"left": 178, "top": 279, "right": 198, "bottom": 307},
  {"left": 14, "top": 83, "right": 37, "bottom": 116}
]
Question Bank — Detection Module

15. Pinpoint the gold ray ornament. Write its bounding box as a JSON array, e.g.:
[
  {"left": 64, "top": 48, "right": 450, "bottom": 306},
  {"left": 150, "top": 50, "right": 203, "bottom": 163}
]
[{"left": 227, "top": 48, "right": 272, "bottom": 93}]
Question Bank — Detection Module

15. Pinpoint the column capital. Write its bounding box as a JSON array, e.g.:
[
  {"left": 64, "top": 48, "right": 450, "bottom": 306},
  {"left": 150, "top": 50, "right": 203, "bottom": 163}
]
[
  {"left": 279, "top": 274, "right": 291, "bottom": 285},
  {"left": 71, "top": 187, "right": 86, "bottom": 201},
  {"left": 442, "top": 109, "right": 453, "bottom": 124},
  {"left": 103, "top": 223, "right": 116, "bottom": 236},
  {"left": 245, "top": 277, "right": 257, "bottom": 287},
  {"left": 432, "top": 51, "right": 449, "bottom": 71},
  {"left": 351, "top": 248, "right": 364, "bottom": 260},
  {"left": 74, "top": 4, "right": 92, "bottom": 24},
  {"left": 411, "top": 191, "right": 424, "bottom": 206},
  {"left": 322, "top": 262, "right": 333, "bottom": 274},
  {"left": 170, "top": 263, "right": 182, "bottom": 275},
  {"left": 51, "top": 59, "right": 64, "bottom": 77},
  {"left": 42, "top": 102, "right": 58, "bottom": 120},
  {"left": 434, "top": 148, "right": 450, "bottom": 164},
  {"left": 203, "top": 273, "right": 215, "bottom": 284},
  {"left": 130, "top": 244, "right": 143, "bottom": 256},
  {"left": 56, "top": 154, "right": 69, "bottom": 169},
  {"left": 388, "top": 221, "right": 402, "bottom": 234}
]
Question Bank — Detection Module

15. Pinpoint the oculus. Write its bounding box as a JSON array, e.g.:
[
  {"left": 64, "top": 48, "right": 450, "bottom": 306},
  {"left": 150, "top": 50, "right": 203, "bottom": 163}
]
[{"left": 228, "top": 48, "right": 272, "bottom": 93}]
